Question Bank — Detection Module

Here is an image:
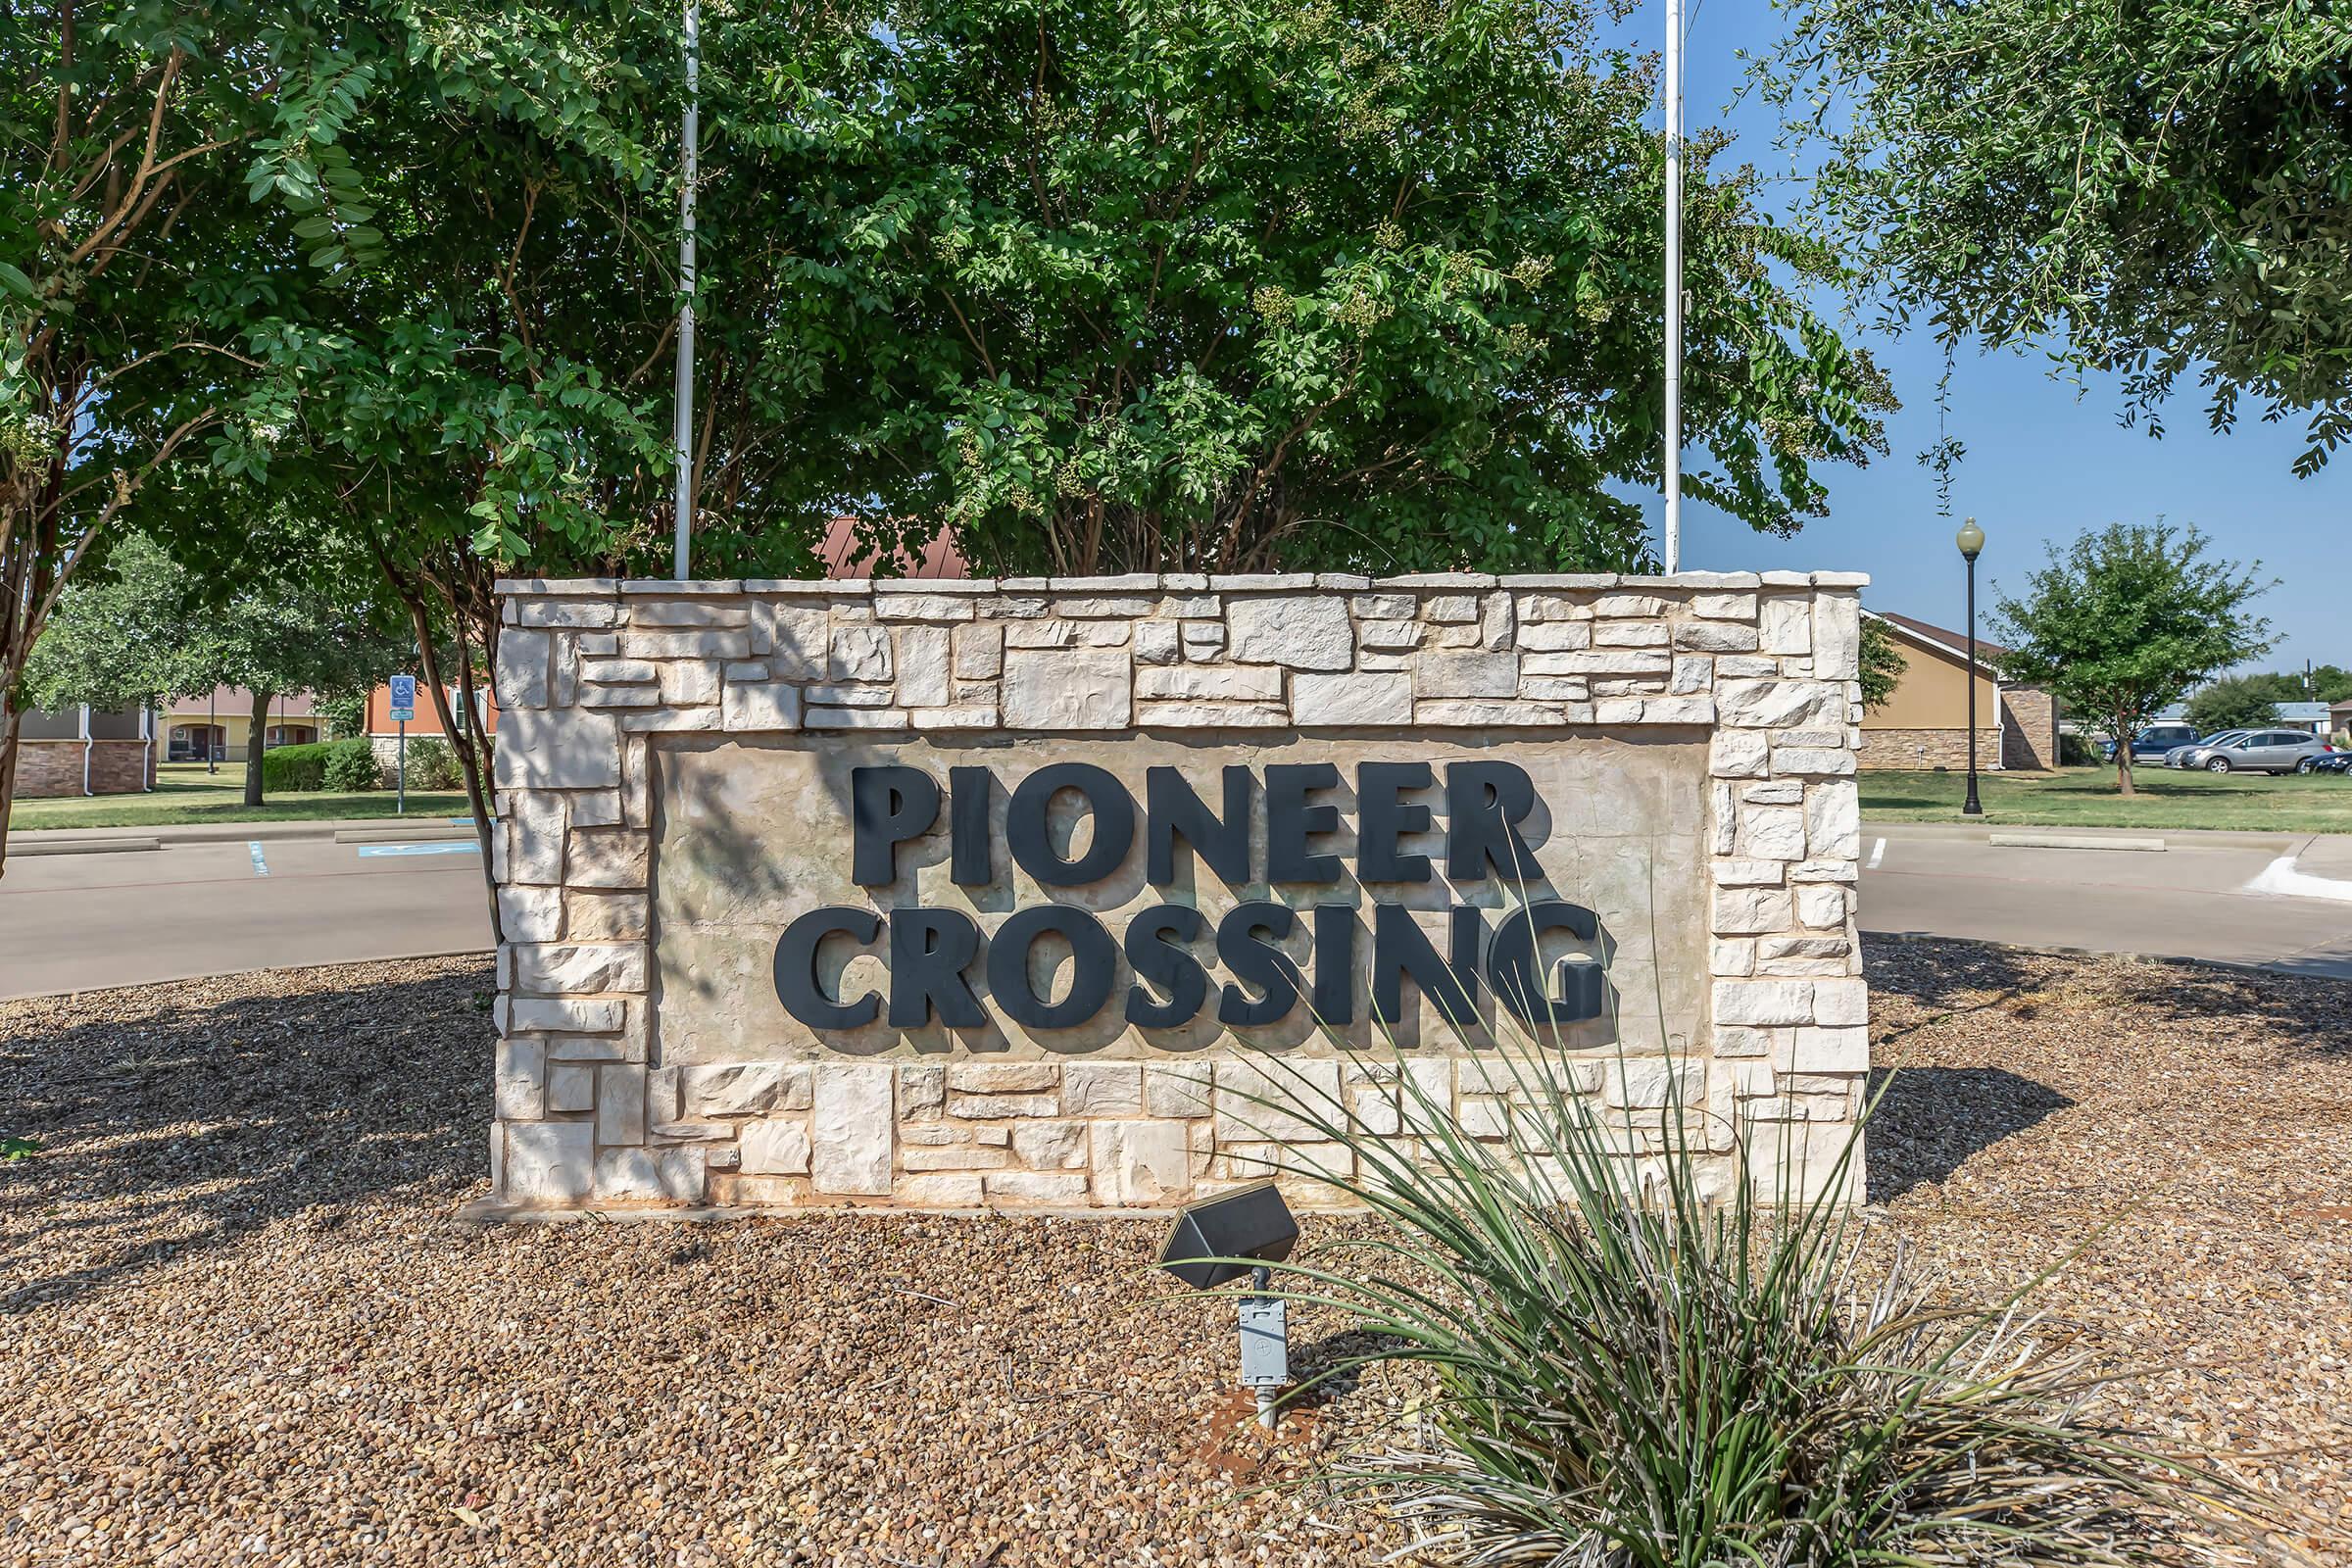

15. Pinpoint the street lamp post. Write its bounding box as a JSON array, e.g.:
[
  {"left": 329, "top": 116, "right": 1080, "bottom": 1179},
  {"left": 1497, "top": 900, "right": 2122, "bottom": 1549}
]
[{"left": 1956, "top": 516, "right": 1985, "bottom": 815}]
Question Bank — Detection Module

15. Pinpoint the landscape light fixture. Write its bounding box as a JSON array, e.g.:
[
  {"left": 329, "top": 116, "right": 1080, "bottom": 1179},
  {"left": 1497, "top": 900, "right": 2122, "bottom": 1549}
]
[
  {"left": 1158, "top": 1181, "right": 1299, "bottom": 1429},
  {"left": 1956, "top": 516, "right": 1986, "bottom": 816}
]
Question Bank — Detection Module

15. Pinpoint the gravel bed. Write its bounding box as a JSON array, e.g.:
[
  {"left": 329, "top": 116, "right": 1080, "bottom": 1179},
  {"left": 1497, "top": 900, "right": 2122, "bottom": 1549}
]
[{"left": 1, "top": 940, "right": 2346, "bottom": 1564}]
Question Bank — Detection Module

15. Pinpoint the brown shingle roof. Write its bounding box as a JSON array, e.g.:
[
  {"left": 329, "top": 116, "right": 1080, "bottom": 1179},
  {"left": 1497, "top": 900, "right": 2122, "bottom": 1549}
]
[{"left": 1869, "top": 609, "right": 2007, "bottom": 663}]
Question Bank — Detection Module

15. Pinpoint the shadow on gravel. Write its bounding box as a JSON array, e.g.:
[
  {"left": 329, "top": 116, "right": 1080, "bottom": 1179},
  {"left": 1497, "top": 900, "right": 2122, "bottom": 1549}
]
[
  {"left": 0, "top": 964, "right": 493, "bottom": 1316},
  {"left": 1866, "top": 933, "right": 2352, "bottom": 1052},
  {"left": 1863, "top": 1066, "right": 2073, "bottom": 1205},
  {"left": 2114, "top": 958, "right": 2352, "bottom": 1049},
  {"left": 1286, "top": 1326, "right": 1414, "bottom": 1410},
  {"left": 1863, "top": 937, "right": 2045, "bottom": 1027}
]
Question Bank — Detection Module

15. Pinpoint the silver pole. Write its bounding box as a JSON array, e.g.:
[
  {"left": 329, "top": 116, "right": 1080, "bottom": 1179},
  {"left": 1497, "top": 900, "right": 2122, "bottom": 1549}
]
[
  {"left": 671, "top": 1, "right": 700, "bottom": 581},
  {"left": 1662, "top": 0, "right": 1684, "bottom": 573}
]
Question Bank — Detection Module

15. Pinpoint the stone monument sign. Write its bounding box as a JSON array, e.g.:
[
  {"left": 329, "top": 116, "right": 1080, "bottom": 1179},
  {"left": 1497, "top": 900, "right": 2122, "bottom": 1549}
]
[{"left": 485, "top": 571, "right": 1869, "bottom": 1212}]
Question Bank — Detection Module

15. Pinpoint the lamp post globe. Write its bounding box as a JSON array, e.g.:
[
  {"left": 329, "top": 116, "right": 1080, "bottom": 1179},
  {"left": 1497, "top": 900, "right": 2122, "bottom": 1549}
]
[{"left": 1958, "top": 517, "right": 1985, "bottom": 815}]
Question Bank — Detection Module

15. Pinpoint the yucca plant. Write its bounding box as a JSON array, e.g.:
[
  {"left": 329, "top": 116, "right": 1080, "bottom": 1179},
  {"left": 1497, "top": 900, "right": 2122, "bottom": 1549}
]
[{"left": 1217, "top": 1022, "right": 2280, "bottom": 1566}]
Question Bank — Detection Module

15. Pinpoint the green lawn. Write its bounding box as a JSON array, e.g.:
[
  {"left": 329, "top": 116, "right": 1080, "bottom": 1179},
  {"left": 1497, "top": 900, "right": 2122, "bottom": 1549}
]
[
  {"left": 1860, "top": 765, "right": 2352, "bottom": 834},
  {"left": 10, "top": 763, "right": 473, "bottom": 833}
]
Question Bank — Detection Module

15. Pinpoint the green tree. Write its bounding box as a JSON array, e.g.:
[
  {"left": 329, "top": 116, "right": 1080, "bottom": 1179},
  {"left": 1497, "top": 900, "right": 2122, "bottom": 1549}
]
[
  {"left": 22, "top": 532, "right": 198, "bottom": 711},
  {"left": 1772, "top": 0, "right": 2352, "bottom": 474},
  {"left": 2182, "top": 678, "right": 2282, "bottom": 738},
  {"left": 705, "top": 0, "right": 1894, "bottom": 575},
  {"left": 220, "top": 4, "right": 696, "bottom": 906},
  {"left": 1857, "top": 613, "right": 1906, "bottom": 714},
  {"left": 21, "top": 517, "right": 409, "bottom": 806},
  {"left": 2208, "top": 664, "right": 2352, "bottom": 709},
  {"left": 172, "top": 513, "right": 412, "bottom": 808},
  {"left": 1990, "top": 525, "right": 2273, "bottom": 797},
  {"left": 0, "top": 2, "right": 416, "bottom": 870}
]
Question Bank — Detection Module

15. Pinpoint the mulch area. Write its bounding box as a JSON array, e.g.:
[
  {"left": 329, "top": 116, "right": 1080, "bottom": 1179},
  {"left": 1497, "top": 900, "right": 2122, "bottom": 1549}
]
[{"left": 1, "top": 939, "right": 2347, "bottom": 1565}]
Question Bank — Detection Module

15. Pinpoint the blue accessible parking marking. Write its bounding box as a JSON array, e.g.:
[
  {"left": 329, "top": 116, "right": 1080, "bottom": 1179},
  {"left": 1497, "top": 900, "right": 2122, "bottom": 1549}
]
[
  {"left": 248, "top": 841, "right": 270, "bottom": 877},
  {"left": 357, "top": 842, "right": 481, "bottom": 858}
]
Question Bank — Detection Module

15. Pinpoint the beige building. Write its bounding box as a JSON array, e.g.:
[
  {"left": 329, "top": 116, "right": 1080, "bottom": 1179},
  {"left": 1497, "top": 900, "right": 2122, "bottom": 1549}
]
[
  {"left": 1860, "top": 611, "right": 2058, "bottom": 771},
  {"left": 160, "top": 689, "right": 326, "bottom": 763}
]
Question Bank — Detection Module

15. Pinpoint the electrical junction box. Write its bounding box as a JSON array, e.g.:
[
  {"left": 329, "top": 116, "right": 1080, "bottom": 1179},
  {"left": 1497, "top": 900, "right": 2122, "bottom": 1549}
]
[{"left": 1237, "top": 1296, "right": 1288, "bottom": 1389}]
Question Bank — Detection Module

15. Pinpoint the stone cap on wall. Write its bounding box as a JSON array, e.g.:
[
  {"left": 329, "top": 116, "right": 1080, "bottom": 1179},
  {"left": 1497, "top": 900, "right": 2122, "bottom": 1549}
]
[{"left": 495, "top": 570, "right": 1873, "bottom": 595}]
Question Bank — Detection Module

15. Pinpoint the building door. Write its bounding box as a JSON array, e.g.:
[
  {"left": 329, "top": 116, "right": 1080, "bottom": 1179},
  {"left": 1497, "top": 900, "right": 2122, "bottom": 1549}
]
[{"left": 170, "top": 724, "right": 226, "bottom": 762}]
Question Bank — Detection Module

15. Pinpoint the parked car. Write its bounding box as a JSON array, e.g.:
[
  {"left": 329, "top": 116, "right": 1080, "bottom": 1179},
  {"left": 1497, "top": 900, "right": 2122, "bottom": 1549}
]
[
  {"left": 2192, "top": 729, "right": 2338, "bottom": 774},
  {"left": 2312, "top": 751, "right": 2352, "bottom": 775},
  {"left": 2164, "top": 729, "right": 2249, "bottom": 768},
  {"left": 2105, "top": 722, "right": 2199, "bottom": 762}
]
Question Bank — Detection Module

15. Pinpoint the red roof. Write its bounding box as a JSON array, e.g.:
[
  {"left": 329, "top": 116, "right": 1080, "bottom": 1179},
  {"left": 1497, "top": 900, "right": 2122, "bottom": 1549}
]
[
  {"left": 819, "top": 516, "right": 969, "bottom": 579},
  {"left": 163, "top": 687, "right": 323, "bottom": 718}
]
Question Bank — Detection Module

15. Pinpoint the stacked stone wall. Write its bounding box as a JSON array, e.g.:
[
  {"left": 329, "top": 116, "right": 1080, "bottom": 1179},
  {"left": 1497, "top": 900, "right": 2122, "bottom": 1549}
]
[
  {"left": 14, "top": 740, "right": 86, "bottom": 799},
  {"left": 87, "top": 740, "right": 154, "bottom": 794},
  {"left": 488, "top": 571, "right": 1870, "bottom": 1214},
  {"left": 1857, "top": 726, "right": 2003, "bottom": 772},
  {"left": 2000, "top": 688, "right": 2058, "bottom": 770}
]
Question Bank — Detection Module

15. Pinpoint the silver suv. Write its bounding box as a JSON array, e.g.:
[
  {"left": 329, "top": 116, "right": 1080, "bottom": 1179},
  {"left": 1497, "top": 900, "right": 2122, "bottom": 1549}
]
[
  {"left": 2192, "top": 729, "right": 2338, "bottom": 774},
  {"left": 2165, "top": 730, "right": 2247, "bottom": 768}
]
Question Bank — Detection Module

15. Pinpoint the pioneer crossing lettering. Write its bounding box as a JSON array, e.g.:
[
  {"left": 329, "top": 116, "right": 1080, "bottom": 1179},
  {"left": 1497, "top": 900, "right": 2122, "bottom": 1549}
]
[{"left": 773, "top": 760, "right": 1608, "bottom": 1036}]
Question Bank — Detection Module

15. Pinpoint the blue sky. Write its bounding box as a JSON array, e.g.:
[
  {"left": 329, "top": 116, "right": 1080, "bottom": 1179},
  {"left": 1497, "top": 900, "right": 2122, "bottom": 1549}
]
[{"left": 1603, "top": 1, "right": 2344, "bottom": 673}]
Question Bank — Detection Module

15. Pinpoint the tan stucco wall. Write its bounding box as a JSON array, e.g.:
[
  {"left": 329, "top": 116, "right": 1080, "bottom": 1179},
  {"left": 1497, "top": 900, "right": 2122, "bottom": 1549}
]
[{"left": 1862, "top": 629, "right": 1996, "bottom": 731}]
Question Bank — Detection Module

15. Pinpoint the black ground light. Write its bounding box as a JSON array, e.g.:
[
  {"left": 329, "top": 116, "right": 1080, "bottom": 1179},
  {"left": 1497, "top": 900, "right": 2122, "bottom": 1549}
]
[{"left": 1158, "top": 1181, "right": 1299, "bottom": 1428}]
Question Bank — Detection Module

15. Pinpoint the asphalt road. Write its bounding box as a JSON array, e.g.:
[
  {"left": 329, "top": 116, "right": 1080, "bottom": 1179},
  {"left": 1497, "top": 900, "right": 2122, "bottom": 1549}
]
[
  {"left": 0, "top": 834, "right": 495, "bottom": 1000},
  {"left": 1859, "top": 824, "right": 2352, "bottom": 981},
  {"left": 2, "top": 823, "right": 2350, "bottom": 1001}
]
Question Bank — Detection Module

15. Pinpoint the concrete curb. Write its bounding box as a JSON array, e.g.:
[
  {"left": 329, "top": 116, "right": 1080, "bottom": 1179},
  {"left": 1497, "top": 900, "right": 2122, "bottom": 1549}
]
[
  {"left": 10, "top": 835, "right": 163, "bottom": 857},
  {"left": 1866, "top": 820, "right": 2306, "bottom": 852},
  {"left": 1985, "top": 832, "right": 2165, "bottom": 852},
  {"left": 0, "top": 945, "right": 495, "bottom": 1005},
  {"left": 11, "top": 815, "right": 489, "bottom": 850},
  {"left": 1861, "top": 929, "right": 2351, "bottom": 986},
  {"left": 332, "top": 825, "right": 475, "bottom": 844}
]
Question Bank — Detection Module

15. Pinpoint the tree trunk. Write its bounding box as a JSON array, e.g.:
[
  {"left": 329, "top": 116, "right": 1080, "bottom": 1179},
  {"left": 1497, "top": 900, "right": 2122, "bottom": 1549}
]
[
  {"left": 401, "top": 593, "right": 505, "bottom": 946},
  {"left": 356, "top": 511, "right": 507, "bottom": 946},
  {"left": 245, "top": 691, "right": 274, "bottom": 807},
  {"left": 2113, "top": 716, "right": 2135, "bottom": 797},
  {"left": 0, "top": 692, "right": 23, "bottom": 881}
]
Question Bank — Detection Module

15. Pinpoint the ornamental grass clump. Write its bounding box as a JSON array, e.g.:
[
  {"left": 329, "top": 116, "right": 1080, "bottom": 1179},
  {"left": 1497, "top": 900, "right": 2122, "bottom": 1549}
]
[{"left": 1233, "top": 1037, "right": 2275, "bottom": 1566}]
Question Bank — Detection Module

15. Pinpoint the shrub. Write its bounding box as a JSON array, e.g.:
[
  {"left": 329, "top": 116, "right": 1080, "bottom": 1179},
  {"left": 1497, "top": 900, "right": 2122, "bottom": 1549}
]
[
  {"left": 259, "top": 741, "right": 332, "bottom": 792},
  {"left": 2059, "top": 729, "right": 2102, "bottom": 767},
  {"left": 1226, "top": 1032, "right": 2269, "bottom": 1564},
  {"left": 321, "top": 737, "right": 382, "bottom": 792},
  {"left": 318, "top": 692, "right": 368, "bottom": 740},
  {"left": 403, "top": 736, "right": 463, "bottom": 790}
]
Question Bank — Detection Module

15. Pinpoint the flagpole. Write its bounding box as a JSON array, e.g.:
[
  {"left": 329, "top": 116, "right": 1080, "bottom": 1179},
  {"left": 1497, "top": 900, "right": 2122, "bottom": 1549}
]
[
  {"left": 671, "top": 1, "right": 700, "bottom": 581},
  {"left": 1662, "top": 0, "right": 1684, "bottom": 573}
]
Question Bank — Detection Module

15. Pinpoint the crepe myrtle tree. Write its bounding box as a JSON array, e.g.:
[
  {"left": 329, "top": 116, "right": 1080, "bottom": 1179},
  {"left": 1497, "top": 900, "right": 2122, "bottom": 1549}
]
[
  {"left": 1771, "top": 0, "right": 2352, "bottom": 475},
  {"left": 214, "top": 3, "right": 707, "bottom": 938},
  {"left": 1990, "top": 524, "right": 2273, "bottom": 797},
  {"left": 0, "top": 1, "right": 424, "bottom": 871},
  {"left": 709, "top": 0, "right": 1896, "bottom": 575}
]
